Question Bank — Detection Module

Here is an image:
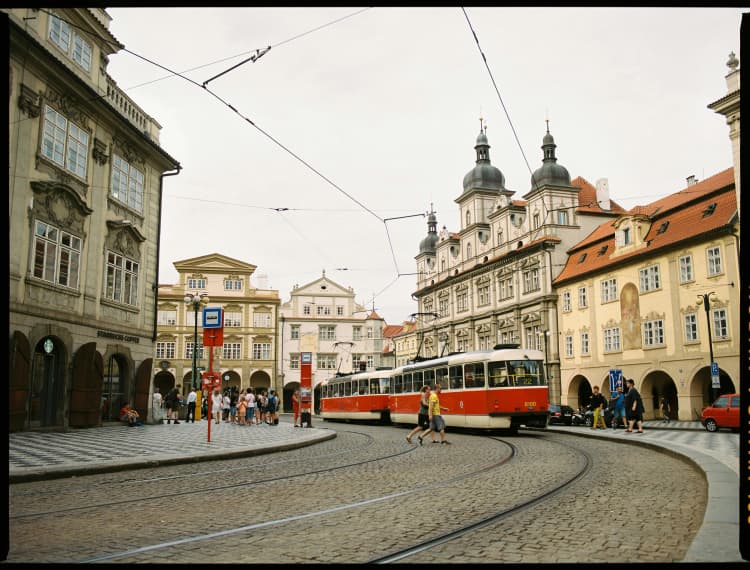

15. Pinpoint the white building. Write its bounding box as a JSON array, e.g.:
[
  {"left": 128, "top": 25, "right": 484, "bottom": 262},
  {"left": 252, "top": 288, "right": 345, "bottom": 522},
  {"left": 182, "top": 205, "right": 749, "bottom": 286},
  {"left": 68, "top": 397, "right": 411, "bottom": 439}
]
[{"left": 278, "top": 271, "right": 386, "bottom": 413}]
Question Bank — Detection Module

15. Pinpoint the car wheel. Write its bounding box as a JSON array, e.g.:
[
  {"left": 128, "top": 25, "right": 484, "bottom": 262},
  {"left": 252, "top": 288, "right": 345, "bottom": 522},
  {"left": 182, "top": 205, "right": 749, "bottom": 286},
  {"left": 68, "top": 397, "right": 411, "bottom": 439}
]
[
  {"left": 585, "top": 415, "right": 593, "bottom": 427},
  {"left": 704, "top": 418, "right": 718, "bottom": 432}
]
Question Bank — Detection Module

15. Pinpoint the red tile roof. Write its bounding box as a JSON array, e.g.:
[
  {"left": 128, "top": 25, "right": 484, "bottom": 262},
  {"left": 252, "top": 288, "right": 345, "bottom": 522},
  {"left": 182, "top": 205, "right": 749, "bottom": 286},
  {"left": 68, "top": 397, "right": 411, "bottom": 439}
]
[
  {"left": 571, "top": 176, "right": 627, "bottom": 214},
  {"left": 553, "top": 168, "right": 736, "bottom": 286}
]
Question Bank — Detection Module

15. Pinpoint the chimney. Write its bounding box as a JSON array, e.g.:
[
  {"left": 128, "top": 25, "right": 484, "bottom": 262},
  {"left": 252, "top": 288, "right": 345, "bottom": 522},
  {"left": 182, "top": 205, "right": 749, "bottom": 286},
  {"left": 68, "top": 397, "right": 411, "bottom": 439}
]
[
  {"left": 595, "top": 178, "right": 611, "bottom": 210},
  {"left": 686, "top": 175, "right": 698, "bottom": 187}
]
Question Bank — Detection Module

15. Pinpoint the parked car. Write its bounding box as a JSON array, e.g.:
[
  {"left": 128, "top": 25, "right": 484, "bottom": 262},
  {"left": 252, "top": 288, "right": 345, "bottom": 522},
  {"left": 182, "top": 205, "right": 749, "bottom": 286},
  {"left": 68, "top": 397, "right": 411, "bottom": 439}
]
[
  {"left": 701, "top": 393, "right": 740, "bottom": 432},
  {"left": 548, "top": 404, "right": 575, "bottom": 425}
]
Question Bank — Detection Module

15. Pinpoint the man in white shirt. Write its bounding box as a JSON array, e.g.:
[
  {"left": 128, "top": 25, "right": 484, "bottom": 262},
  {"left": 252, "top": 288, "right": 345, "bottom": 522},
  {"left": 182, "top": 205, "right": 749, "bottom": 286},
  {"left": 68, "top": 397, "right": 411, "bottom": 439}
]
[{"left": 186, "top": 388, "right": 197, "bottom": 423}]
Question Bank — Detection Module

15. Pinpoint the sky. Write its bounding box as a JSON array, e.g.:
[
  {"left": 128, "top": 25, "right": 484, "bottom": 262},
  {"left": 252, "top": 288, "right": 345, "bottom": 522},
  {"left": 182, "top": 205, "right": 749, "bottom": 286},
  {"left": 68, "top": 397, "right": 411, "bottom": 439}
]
[{"left": 105, "top": 7, "right": 745, "bottom": 326}]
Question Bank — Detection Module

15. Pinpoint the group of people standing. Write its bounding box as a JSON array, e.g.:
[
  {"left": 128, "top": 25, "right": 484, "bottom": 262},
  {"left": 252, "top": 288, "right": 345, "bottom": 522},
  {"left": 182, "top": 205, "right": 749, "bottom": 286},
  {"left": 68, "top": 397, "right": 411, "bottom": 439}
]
[
  {"left": 209, "top": 387, "right": 280, "bottom": 426},
  {"left": 589, "top": 378, "right": 646, "bottom": 433},
  {"left": 152, "top": 385, "right": 284, "bottom": 426}
]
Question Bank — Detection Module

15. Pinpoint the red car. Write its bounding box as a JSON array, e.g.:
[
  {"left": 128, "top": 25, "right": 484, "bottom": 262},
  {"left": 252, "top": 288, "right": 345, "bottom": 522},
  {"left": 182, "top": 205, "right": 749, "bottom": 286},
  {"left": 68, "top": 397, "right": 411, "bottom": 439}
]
[{"left": 700, "top": 393, "right": 740, "bottom": 432}]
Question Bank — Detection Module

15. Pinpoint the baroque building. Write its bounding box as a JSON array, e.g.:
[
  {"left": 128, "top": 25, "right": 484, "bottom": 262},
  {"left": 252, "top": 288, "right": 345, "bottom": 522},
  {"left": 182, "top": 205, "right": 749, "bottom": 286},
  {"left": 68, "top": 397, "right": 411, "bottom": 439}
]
[
  {"left": 412, "top": 120, "right": 624, "bottom": 403},
  {"left": 7, "top": 8, "right": 180, "bottom": 431},
  {"left": 278, "top": 271, "right": 386, "bottom": 414},
  {"left": 154, "top": 254, "right": 280, "bottom": 418}
]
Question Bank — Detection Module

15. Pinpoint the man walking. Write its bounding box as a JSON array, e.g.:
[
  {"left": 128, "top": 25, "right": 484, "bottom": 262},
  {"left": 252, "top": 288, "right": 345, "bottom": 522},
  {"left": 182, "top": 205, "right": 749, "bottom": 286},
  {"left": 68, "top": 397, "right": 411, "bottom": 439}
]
[
  {"left": 418, "top": 384, "right": 450, "bottom": 445},
  {"left": 624, "top": 378, "right": 644, "bottom": 433},
  {"left": 186, "top": 387, "right": 197, "bottom": 423}
]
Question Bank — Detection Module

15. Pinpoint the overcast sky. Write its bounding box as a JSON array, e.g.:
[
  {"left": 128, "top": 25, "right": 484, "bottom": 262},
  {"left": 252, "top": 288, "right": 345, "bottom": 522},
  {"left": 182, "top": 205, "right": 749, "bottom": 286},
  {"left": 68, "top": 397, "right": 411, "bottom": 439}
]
[{"left": 106, "top": 7, "right": 745, "bottom": 326}]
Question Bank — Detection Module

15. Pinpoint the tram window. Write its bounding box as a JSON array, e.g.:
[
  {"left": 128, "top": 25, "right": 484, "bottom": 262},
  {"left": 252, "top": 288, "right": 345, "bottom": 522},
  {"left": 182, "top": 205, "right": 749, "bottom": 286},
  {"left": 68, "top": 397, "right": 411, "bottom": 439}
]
[
  {"left": 463, "top": 362, "right": 485, "bottom": 388},
  {"left": 343, "top": 381, "right": 351, "bottom": 396},
  {"left": 435, "top": 367, "right": 449, "bottom": 390},
  {"left": 394, "top": 375, "right": 403, "bottom": 394},
  {"left": 412, "top": 371, "right": 423, "bottom": 391},
  {"left": 359, "top": 379, "right": 369, "bottom": 395},
  {"left": 488, "top": 361, "right": 508, "bottom": 387},
  {"left": 449, "top": 365, "right": 463, "bottom": 389},
  {"left": 423, "top": 369, "right": 435, "bottom": 387},
  {"left": 370, "top": 378, "right": 380, "bottom": 394},
  {"left": 403, "top": 373, "right": 413, "bottom": 393},
  {"left": 474, "top": 362, "right": 485, "bottom": 387},
  {"left": 380, "top": 377, "right": 391, "bottom": 394}
]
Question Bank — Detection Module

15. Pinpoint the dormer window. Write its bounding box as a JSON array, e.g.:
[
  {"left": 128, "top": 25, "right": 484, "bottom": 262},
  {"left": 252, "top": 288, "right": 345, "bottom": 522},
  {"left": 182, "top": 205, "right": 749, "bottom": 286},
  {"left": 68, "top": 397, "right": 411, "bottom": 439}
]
[
  {"left": 598, "top": 245, "right": 608, "bottom": 256},
  {"left": 622, "top": 227, "right": 631, "bottom": 245},
  {"left": 615, "top": 224, "right": 632, "bottom": 247},
  {"left": 656, "top": 221, "right": 670, "bottom": 234},
  {"left": 702, "top": 203, "right": 717, "bottom": 217},
  {"left": 578, "top": 253, "right": 587, "bottom": 263}
]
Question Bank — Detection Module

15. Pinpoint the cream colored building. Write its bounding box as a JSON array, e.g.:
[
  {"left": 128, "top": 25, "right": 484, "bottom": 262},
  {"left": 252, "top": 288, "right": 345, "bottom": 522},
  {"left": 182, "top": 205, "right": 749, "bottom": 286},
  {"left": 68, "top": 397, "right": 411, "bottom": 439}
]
[
  {"left": 154, "top": 254, "right": 280, "bottom": 415},
  {"left": 8, "top": 8, "right": 180, "bottom": 431},
  {"left": 554, "top": 169, "right": 739, "bottom": 420},
  {"left": 554, "top": 54, "right": 741, "bottom": 420},
  {"left": 278, "top": 272, "right": 386, "bottom": 413}
]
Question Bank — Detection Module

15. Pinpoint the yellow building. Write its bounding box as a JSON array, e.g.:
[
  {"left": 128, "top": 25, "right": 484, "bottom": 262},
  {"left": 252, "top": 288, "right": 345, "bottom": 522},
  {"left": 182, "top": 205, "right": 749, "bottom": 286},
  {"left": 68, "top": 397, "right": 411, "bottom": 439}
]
[
  {"left": 8, "top": 8, "right": 180, "bottom": 430},
  {"left": 154, "top": 254, "right": 280, "bottom": 417},
  {"left": 553, "top": 169, "right": 739, "bottom": 420}
]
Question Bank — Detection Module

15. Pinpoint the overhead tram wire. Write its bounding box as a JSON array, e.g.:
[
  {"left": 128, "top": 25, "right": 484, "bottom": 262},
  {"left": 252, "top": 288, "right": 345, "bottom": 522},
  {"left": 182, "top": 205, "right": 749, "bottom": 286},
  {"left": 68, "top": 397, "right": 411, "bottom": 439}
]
[
  {"left": 36, "top": 8, "right": 422, "bottom": 313},
  {"left": 120, "top": 7, "right": 373, "bottom": 91},
  {"left": 461, "top": 8, "right": 537, "bottom": 184}
]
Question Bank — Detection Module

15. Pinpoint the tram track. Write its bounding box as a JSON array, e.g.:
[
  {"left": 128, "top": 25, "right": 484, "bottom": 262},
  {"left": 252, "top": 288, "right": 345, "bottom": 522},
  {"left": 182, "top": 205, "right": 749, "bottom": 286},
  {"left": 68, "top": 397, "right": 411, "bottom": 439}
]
[
  {"left": 367, "top": 436, "right": 593, "bottom": 563},
  {"left": 8, "top": 428, "right": 704, "bottom": 564}
]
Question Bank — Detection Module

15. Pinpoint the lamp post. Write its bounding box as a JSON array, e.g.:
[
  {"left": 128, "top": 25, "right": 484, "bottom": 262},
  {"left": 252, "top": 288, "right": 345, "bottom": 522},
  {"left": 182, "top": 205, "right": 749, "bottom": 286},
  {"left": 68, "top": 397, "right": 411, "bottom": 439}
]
[
  {"left": 696, "top": 292, "right": 719, "bottom": 399},
  {"left": 184, "top": 292, "right": 210, "bottom": 391},
  {"left": 537, "top": 330, "right": 551, "bottom": 383}
]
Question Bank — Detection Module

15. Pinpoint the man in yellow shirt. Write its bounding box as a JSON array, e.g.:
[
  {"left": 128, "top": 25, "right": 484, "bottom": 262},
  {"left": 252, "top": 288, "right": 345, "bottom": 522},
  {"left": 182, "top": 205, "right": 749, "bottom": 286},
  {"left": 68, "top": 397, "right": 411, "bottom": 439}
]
[{"left": 418, "top": 384, "right": 450, "bottom": 445}]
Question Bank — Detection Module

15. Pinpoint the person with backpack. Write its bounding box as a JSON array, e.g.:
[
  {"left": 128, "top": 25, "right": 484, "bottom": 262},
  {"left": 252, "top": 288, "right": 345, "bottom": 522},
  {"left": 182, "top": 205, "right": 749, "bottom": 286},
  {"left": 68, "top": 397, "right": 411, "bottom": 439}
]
[
  {"left": 268, "top": 390, "right": 279, "bottom": 425},
  {"left": 164, "top": 385, "right": 182, "bottom": 424}
]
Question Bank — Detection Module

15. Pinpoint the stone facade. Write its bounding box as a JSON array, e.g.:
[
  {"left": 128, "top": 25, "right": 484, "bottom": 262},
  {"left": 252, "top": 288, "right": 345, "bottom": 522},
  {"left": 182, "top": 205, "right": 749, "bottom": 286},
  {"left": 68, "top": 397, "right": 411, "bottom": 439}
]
[{"left": 7, "top": 7, "right": 180, "bottom": 431}]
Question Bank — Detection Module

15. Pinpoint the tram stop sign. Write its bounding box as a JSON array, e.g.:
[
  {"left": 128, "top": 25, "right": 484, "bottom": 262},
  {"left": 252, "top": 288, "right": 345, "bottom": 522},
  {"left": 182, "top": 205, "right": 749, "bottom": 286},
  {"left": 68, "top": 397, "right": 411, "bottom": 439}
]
[{"left": 710, "top": 362, "right": 720, "bottom": 388}]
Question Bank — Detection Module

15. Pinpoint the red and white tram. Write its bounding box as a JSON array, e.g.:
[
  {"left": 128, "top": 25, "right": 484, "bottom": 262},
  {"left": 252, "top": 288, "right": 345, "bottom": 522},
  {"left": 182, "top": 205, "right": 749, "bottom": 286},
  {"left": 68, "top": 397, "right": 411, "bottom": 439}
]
[{"left": 320, "top": 344, "right": 550, "bottom": 431}]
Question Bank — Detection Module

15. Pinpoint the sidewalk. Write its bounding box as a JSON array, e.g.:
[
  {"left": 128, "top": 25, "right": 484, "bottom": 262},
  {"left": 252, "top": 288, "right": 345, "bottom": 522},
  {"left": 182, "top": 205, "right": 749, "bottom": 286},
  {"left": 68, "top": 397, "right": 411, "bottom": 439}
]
[{"left": 9, "top": 417, "right": 334, "bottom": 483}]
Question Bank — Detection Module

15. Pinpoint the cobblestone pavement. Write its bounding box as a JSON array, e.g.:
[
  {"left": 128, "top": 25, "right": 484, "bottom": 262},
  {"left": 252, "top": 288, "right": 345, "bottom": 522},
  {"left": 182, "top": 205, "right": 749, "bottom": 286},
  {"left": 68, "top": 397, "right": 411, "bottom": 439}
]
[{"left": 7, "top": 416, "right": 744, "bottom": 562}]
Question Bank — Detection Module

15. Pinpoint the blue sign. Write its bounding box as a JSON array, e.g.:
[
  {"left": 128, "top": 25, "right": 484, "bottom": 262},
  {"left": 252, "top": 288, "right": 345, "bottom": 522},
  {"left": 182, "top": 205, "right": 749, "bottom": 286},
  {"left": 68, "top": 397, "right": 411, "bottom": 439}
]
[
  {"left": 301, "top": 352, "right": 312, "bottom": 364},
  {"left": 202, "top": 307, "right": 223, "bottom": 328},
  {"left": 609, "top": 369, "right": 623, "bottom": 394},
  {"left": 710, "top": 361, "right": 720, "bottom": 388}
]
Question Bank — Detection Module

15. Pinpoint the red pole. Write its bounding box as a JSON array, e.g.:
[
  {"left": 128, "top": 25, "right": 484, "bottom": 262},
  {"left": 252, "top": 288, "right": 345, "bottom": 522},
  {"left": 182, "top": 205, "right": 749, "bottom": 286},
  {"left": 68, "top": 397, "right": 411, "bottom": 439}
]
[{"left": 207, "top": 337, "right": 214, "bottom": 443}]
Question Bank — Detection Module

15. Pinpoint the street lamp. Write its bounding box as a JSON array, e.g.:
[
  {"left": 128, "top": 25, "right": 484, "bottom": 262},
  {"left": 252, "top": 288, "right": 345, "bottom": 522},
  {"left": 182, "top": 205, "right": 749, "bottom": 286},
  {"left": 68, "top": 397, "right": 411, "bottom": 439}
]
[
  {"left": 184, "top": 292, "right": 210, "bottom": 390},
  {"left": 696, "top": 292, "right": 719, "bottom": 399},
  {"left": 536, "top": 330, "right": 551, "bottom": 383}
]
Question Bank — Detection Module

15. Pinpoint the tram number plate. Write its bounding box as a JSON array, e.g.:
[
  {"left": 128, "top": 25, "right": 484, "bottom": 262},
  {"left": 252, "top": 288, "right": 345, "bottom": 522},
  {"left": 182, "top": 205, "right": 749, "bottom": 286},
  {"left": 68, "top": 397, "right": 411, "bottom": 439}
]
[{"left": 524, "top": 401, "right": 536, "bottom": 408}]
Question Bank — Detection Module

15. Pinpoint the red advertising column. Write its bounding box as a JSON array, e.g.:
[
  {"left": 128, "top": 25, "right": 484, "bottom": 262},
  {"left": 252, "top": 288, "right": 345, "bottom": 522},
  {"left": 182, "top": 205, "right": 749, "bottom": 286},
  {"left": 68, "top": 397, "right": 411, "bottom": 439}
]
[{"left": 300, "top": 352, "right": 313, "bottom": 427}]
